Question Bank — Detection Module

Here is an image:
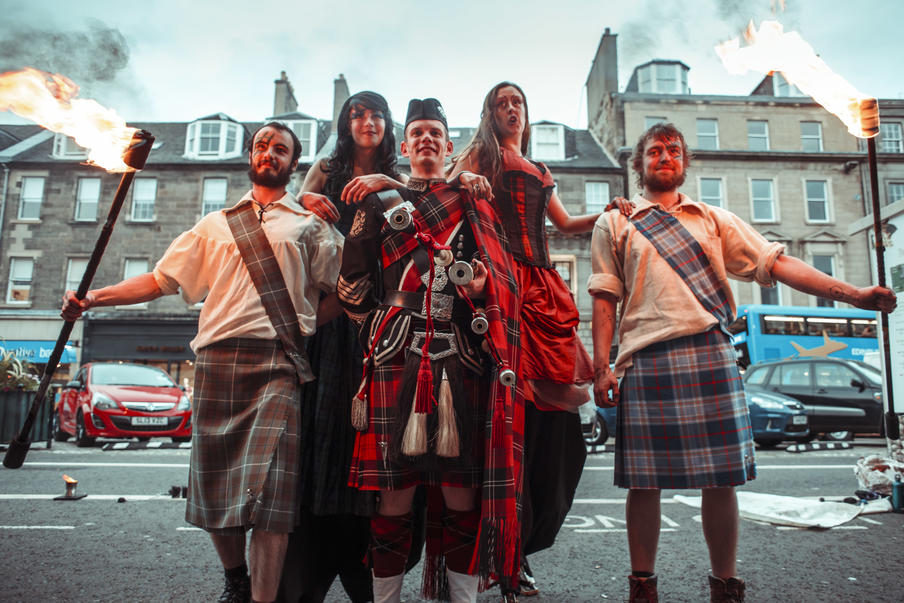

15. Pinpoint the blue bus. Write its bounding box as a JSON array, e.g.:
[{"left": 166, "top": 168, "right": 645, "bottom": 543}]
[{"left": 728, "top": 304, "right": 878, "bottom": 368}]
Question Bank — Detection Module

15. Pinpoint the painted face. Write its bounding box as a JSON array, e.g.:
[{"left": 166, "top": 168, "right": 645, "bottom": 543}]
[
  {"left": 493, "top": 85, "right": 526, "bottom": 140},
  {"left": 401, "top": 119, "right": 452, "bottom": 172},
  {"left": 641, "top": 135, "right": 686, "bottom": 192},
  {"left": 348, "top": 104, "right": 386, "bottom": 149},
  {"left": 248, "top": 126, "right": 296, "bottom": 188}
]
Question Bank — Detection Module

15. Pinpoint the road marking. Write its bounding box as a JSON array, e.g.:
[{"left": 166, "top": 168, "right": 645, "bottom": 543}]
[
  {"left": 583, "top": 464, "right": 854, "bottom": 470},
  {"left": 176, "top": 527, "right": 203, "bottom": 531},
  {"left": 575, "top": 528, "right": 677, "bottom": 533},
  {"left": 18, "top": 462, "right": 189, "bottom": 468},
  {"left": 0, "top": 525, "right": 76, "bottom": 530},
  {"left": 858, "top": 517, "right": 882, "bottom": 525},
  {"left": 776, "top": 525, "right": 868, "bottom": 530},
  {"left": 0, "top": 494, "right": 182, "bottom": 501}
]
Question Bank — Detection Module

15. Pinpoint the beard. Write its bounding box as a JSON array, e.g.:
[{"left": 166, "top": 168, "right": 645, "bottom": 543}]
[
  {"left": 643, "top": 167, "right": 686, "bottom": 193},
  {"left": 248, "top": 161, "right": 292, "bottom": 188}
]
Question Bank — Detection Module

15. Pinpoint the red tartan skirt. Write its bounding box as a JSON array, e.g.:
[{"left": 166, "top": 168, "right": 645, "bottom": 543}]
[
  {"left": 348, "top": 350, "right": 488, "bottom": 492},
  {"left": 515, "top": 261, "right": 593, "bottom": 408}
]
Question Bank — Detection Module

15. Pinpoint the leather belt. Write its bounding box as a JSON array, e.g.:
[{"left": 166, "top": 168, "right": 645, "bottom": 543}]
[{"left": 384, "top": 290, "right": 469, "bottom": 321}]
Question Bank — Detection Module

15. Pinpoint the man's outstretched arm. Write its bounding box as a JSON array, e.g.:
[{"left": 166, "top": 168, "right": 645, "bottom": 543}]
[{"left": 61, "top": 272, "right": 164, "bottom": 321}]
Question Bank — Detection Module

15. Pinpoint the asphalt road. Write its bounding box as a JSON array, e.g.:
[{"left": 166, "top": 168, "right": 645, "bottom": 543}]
[{"left": 0, "top": 438, "right": 901, "bottom": 602}]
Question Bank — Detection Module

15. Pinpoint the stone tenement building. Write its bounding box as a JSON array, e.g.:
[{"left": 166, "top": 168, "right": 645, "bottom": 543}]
[
  {"left": 585, "top": 27, "right": 903, "bottom": 309},
  {"left": 0, "top": 72, "right": 622, "bottom": 382}
]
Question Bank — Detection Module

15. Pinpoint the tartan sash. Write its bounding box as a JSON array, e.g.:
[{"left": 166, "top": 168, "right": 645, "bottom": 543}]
[
  {"left": 226, "top": 202, "right": 314, "bottom": 384},
  {"left": 379, "top": 187, "right": 466, "bottom": 271},
  {"left": 630, "top": 207, "right": 734, "bottom": 331}
]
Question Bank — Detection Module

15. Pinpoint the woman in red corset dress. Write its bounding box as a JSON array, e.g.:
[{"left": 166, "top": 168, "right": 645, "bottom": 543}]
[{"left": 450, "top": 81, "right": 601, "bottom": 599}]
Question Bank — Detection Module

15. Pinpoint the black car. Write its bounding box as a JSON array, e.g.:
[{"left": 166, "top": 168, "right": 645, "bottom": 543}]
[{"left": 742, "top": 357, "right": 884, "bottom": 441}]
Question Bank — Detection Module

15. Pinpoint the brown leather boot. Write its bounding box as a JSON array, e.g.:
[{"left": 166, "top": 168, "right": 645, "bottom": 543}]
[
  {"left": 709, "top": 575, "right": 745, "bottom": 602},
  {"left": 628, "top": 574, "right": 658, "bottom": 603}
]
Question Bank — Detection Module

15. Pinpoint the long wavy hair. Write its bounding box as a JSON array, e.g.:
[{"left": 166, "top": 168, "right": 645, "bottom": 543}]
[
  {"left": 323, "top": 91, "right": 400, "bottom": 199},
  {"left": 452, "top": 81, "right": 530, "bottom": 187}
]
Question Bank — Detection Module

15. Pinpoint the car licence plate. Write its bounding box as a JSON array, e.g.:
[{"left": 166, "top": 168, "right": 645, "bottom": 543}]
[
  {"left": 132, "top": 416, "right": 168, "bottom": 426},
  {"left": 792, "top": 415, "right": 808, "bottom": 425}
]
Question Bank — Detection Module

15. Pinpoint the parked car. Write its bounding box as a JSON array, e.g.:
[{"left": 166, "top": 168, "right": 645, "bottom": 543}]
[
  {"left": 579, "top": 385, "right": 809, "bottom": 448},
  {"left": 53, "top": 362, "right": 192, "bottom": 446},
  {"left": 742, "top": 357, "right": 884, "bottom": 441}
]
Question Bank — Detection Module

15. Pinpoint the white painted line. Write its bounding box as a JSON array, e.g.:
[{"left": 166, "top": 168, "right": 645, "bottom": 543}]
[
  {"left": 575, "top": 528, "right": 677, "bottom": 533},
  {"left": 20, "top": 462, "right": 189, "bottom": 468},
  {"left": 111, "top": 443, "right": 130, "bottom": 450},
  {"left": 858, "top": 517, "right": 883, "bottom": 525},
  {"left": 0, "top": 525, "right": 76, "bottom": 530},
  {"left": 776, "top": 525, "right": 868, "bottom": 530},
  {"left": 0, "top": 494, "right": 181, "bottom": 501},
  {"left": 660, "top": 514, "right": 680, "bottom": 528},
  {"left": 176, "top": 527, "right": 203, "bottom": 531},
  {"left": 147, "top": 441, "right": 163, "bottom": 448},
  {"left": 573, "top": 498, "right": 671, "bottom": 504},
  {"left": 581, "top": 467, "right": 615, "bottom": 471}
]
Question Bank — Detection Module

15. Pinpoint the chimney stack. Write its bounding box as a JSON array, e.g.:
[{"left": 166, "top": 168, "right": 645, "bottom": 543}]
[
  {"left": 273, "top": 71, "right": 298, "bottom": 116},
  {"left": 332, "top": 74, "right": 350, "bottom": 132},
  {"left": 586, "top": 28, "right": 618, "bottom": 129}
]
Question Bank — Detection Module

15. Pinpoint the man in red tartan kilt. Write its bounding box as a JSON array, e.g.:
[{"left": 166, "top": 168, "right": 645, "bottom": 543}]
[
  {"left": 63, "top": 123, "right": 344, "bottom": 603},
  {"left": 337, "top": 98, "right": 523, "bottom": 602}
]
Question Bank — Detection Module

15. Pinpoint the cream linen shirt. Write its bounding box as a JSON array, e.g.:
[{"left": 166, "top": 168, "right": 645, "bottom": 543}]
[
  {"left": 153, "top": 190, "right": 343, "bottom": 352},
  {"left": 587, "top": 192, "right": 785, "bottom": 376}
]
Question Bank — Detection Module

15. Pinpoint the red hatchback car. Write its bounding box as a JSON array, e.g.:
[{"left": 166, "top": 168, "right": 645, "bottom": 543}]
[{"left": 53, "top": 362, "right": 192, "bottom": 446}]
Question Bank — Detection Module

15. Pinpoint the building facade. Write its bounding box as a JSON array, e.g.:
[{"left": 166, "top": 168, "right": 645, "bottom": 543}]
[{"left": 585, "top": 27, "right": 902, "bottom": 310}]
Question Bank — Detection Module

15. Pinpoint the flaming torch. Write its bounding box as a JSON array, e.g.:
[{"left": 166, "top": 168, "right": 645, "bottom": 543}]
[
  {"left": 1, "top": 68, "right": 155, "bottom": 468},
  {"left": 716, "top": 20, "right": 899, "bottom": 440}
]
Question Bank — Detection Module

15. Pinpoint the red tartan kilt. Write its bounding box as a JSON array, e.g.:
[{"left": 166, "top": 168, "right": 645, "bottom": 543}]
[
  {"left": 515, "top": 262, "right": 593, "bottom": 385},
  {"left": 348, "top": 349, "right": 487, "bottom": 492}
]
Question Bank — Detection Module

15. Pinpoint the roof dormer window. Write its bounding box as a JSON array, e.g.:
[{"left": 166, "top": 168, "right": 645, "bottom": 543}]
[
  {"left": 185, "top": 118, "right": 243, "bottom": 160},
  {"left": 531, "top": 124, "right": 565, "bottom": 161},
  {"left": 52, "top": 133, "right": 89, "bottom": 160},
  {"left": 636, "top": 62, "right": 689, "bottom": 94},
  {"left": 282, "top": 119, "right": 317, "bottom": 163},
  {"left": 773, "top": 73, "right": 805, "bottom": 97}
]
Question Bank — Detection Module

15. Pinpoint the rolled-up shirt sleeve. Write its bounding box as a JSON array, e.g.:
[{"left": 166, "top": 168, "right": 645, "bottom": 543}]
[
  {"left": 717, "top": 210, "right": 785, "bottom": 287},
  {"left": 305, "top": 219, "right": 344, "bottom": 293},
  {"left": 588, "top": 215, "right": 625, "bottom": 300},
  {"left": 153, "top": 229, "right": 211, "bottom": 304}
]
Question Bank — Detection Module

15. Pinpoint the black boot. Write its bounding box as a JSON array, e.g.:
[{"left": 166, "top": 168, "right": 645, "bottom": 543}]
[{"left": 218, "top": 568, "right": 250, "bottom": 603}]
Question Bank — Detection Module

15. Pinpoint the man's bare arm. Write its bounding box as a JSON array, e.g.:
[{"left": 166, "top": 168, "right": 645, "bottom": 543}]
[{"left": 62, "top": 273, "right": 164, "bottom": 321}]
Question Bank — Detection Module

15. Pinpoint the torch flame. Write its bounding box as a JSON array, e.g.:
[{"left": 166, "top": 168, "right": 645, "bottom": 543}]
[
  {"left": 0, "top": 68, "right": 138, "bottom": 171},
  {"left": 714, "top": 20, "right": 878, "bottom": 139},
  {"left": 62, "top": 474, "right": 78, "bottom": 484}
]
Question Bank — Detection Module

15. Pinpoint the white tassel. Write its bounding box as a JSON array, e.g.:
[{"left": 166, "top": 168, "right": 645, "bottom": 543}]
[
  {"left": 351, "top": 379, "right": 369, "bottom": 431},
  {"left": 402, "top": 382, "right": 428, "bottom": 456},
  {"left": 436, "top": 369, "right": 459, "bottom": 458}
]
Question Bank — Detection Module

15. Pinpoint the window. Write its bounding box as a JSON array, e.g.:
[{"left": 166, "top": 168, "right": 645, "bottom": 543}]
[
  {"left": 75, "top": 177, "right": 101, "bottom": 221},
  {"left": 131, "top": 178, "right": 157, "bottom": 221},
  {"left": 18, "top": 176, "right": 45, "bottom": 220},
  {"left": 760, "top": 285, "right": 780, "bottom": 305},
  {"left": 745, "top": 366, "right": 768, "bottom": 385},
  {"left": 699, "top": 178, "right": 723, "bottom": 207},
  {"left": 184, "top": 119, "right": 243, "bottom": 159},
  {"left": 202, "top": 178, "right": 228, "bottom": 215},
  {"left": 879, "top": 122, "right": 902, "bottom": 153},
  {"left": 6, "top": 258, "right": 34, "bottom": 304},
  {"left": 531, "top": 124, "right": 565, "bottom": 161},
  {"left": 696, "top": 119, "right": 718, "bottom": 150},
  {"left": 773, "top": 73, "right": 805, "bottom": 97},
  {"left": 888, "top": 182, "right": 904, "bottom": 205},
  {"left": 800, "top": 122, "right": 823, "bottom": 152},
  {"left": 550, "top": 255, "right": 577, "bottom": 295},
  {"left": 805, "top": 180, "right": 830, "bottom": 222},
  {"left": 119, "top": 259, "right": 150, "bottom": 309},
  {"left": 585, "top": 181, "right": 610, "bottom": 214},
  {"left": 636, "top": 63, "right": 688, "bottom": 94},
  {"left": 284, "top": 120, "right": 317, "bottom": 163},
  {"left": 813, "top": 362, "right": 859, "bottom": 389},
  {"left": 777, "top": 363, "right": 810, "bottom": 387},
  {"left": 66, "top": 258, "right": 88, "bottom": 293},
  {"left": 750, "top": 179, "right": 776, "bottom": 222},
  {"left": 644, "top": 116, "right": 667, "bottom": 130},
  {"left": 52, "top": 133, "right": 88, "bottom": 159},
  {"left": 747, "top": 121, "right": 769, "bottom": 151},
  {"left": 812, "top": 254, "right": 835, "bottom": 307}
]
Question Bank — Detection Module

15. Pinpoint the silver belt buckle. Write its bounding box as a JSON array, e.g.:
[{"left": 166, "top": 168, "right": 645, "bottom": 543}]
[
  {"left": 420, "top": 291, "right": 454, "bottom": 321},
  {"left": 408, "top": 330, "right": 458, "bottom": 360}
]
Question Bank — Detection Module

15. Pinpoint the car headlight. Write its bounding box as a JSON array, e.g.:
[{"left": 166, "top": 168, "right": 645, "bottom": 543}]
[
  {"left": 749, "top": 394, "right": 786, "bottom": 411},
  {"left": 177, "top": 394, "right": 191, "bottom": 411},
  {"left": 91, "top": 391, "right": 118, "bottom": 410}
]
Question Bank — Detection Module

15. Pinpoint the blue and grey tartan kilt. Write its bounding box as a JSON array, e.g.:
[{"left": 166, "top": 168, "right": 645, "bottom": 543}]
[{"left": 614, "top": 328, "right": 756, "bottom": 490}]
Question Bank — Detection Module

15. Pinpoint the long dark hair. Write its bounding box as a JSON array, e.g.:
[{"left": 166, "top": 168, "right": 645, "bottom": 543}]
[
  {"left": 452, "top": 81, "right": 530, "bottom": 187},
  {"left": 323, "top": 91, "right": 399, "bottom": 199}
]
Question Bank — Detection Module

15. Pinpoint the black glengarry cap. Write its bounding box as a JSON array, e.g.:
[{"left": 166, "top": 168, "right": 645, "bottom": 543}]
[{"left": 405, "top": 98, "right": 447, "bottom": 130}]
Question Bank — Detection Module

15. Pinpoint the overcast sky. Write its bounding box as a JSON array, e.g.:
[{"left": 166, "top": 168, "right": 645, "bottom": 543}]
[{"left": 1, "top": 0, "right": 902, "bottom": 129}]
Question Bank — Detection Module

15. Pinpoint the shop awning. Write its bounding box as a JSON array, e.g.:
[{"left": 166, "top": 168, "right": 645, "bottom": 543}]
[{"left": 0, "top": 341, "right": 77, "bottom": 364}]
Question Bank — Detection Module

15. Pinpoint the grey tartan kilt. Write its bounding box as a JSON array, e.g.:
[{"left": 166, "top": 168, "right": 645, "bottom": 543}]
[
  {"left": 614, "top": 328, "right": 756, "bottom": 490},
  {"left": 185, "top": 338, "right": 301, "bottom": 533}
]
